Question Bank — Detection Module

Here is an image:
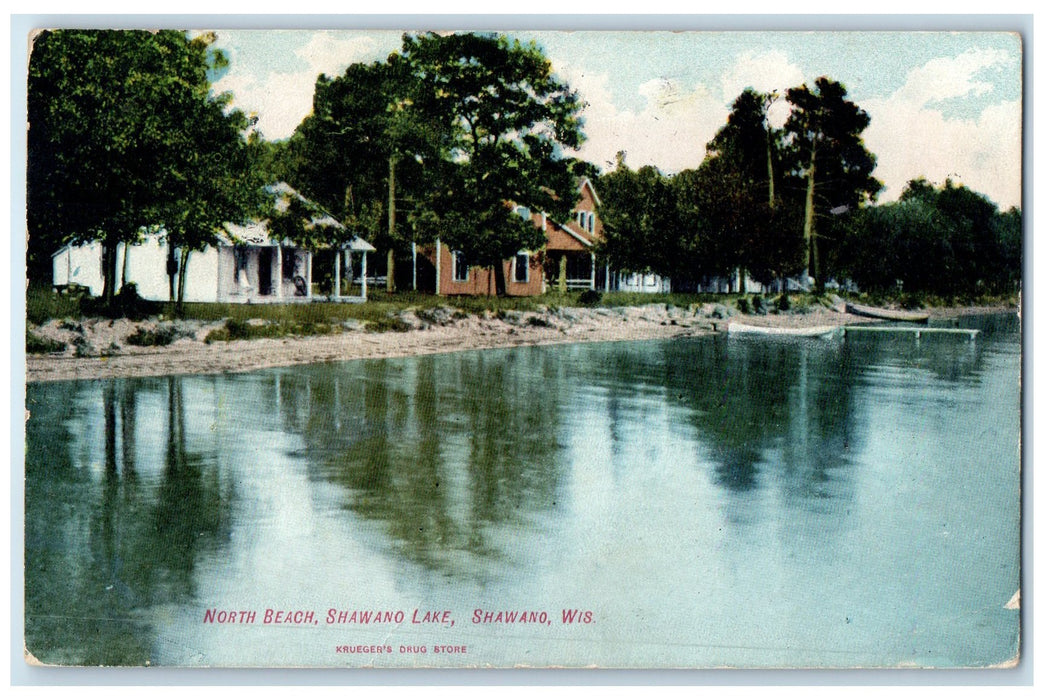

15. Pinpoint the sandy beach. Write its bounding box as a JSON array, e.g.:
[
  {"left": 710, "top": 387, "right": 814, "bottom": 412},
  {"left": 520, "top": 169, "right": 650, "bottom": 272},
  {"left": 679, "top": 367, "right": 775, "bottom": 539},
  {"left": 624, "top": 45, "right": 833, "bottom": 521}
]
[{"left": 24, "top": 302, "right": 1012, "bottom": 383}]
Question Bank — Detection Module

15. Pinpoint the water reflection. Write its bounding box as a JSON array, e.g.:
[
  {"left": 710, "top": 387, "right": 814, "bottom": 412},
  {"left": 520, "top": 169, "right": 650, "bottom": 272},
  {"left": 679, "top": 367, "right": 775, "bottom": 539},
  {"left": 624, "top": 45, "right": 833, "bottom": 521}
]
[
  {"left": 25, "top": 378, "right": 234, "bottom": 666},
  {"left": 266, "top": 349, "right": 566, "bottom": 576},
  {"left": 575, "top": 336, "right": 863, "bottom": 503},
  {"left": 24, "top": 316, "right": 1017, "bottom": 667}
]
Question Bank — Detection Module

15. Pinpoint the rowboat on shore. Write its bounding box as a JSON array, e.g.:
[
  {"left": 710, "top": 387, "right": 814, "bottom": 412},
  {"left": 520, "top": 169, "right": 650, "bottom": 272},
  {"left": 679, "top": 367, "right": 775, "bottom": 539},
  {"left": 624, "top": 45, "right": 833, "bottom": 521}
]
[
  {"left": 727, "top": 321, "right": 841, "bottom": 338},
  {"left": 846, "top": 302, "right": 930, "bottom": 323}
]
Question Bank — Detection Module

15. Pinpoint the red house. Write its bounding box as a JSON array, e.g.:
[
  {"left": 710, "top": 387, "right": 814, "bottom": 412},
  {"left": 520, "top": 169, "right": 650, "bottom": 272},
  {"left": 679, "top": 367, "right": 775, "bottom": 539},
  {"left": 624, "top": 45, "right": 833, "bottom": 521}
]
[{"left": 419, "top": 178, "right": 606, "bottom": 296}]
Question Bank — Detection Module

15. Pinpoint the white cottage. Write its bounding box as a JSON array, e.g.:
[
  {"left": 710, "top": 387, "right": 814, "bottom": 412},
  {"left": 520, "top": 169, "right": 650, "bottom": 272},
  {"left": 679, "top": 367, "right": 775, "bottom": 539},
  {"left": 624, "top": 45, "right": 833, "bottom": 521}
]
[{"left": 51, "top": 183, "right": 376, "bottom": 303}]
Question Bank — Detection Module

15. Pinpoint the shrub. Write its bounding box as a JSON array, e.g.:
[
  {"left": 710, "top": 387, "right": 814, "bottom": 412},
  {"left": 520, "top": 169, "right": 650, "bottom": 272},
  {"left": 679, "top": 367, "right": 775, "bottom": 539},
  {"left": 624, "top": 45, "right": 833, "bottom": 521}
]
[
  {"left": 898, "top": 291, "right": 925, "bottom": 310},
  {"left": 73, "top": 336, "right": 95, "bottom": 358},
  {"left": 225, "top": 318, "right": 252, "bottom": 339},
  {"left": 752, "top": 294, "right": 765, "bottom": 313},
  {"left": 736, "top": 297, "right": 750, "bottom": 314},
  {"left": 59, "top": 320, "right": 84, "bottom": 333},
  {"left": 367, "top": 315, "right": 411, "bottom": 333},
  {"left": 578, "top": 289, "right": 602, "bottom": 306},
  {"left": 776, "top": 293, "right": 791, "bottom": 312},
  {"left": 126, "top": 325, "right": 179, "bottom": 347},
  {"left": 26, "top": 331, "right": 65, "bottom": 354}
]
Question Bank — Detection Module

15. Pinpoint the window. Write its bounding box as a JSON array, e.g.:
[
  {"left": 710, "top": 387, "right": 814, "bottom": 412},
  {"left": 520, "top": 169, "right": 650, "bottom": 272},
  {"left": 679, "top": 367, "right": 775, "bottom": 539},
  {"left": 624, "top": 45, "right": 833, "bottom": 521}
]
[
  {"left": 452, "top": 251, "right": 469, "bottom": 282},
  {"left": 565, "top": 254, "right": 589, "bottom": 281},
  {"left": 513, "top": 253, "right": 529, "bottom": 283},
  {"left": 577, "top": 211, "right": 596, "bottom": 233}
]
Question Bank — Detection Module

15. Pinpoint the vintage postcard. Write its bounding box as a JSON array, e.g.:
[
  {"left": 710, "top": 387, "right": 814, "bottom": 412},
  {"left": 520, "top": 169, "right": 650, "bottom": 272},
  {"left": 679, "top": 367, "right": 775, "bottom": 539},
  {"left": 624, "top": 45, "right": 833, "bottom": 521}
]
[{"left": 22, "top": 26, "right": 1022, "bottom": 669}]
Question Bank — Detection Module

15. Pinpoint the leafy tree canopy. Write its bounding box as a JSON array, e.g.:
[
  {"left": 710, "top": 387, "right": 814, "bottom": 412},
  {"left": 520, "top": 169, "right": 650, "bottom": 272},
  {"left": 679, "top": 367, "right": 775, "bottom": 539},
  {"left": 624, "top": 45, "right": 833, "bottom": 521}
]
[
  {"left": 27, "top": 29, "right": 263, "bottom": 305},
  {"left": 783, "top": 76, "right": 882, "bottom": 285},
  {"left": 400, "top": 32, "right": 587, "bottom": 295},
  {"left": 843, "top": 178, "right": 1021, "bottom": 296}
]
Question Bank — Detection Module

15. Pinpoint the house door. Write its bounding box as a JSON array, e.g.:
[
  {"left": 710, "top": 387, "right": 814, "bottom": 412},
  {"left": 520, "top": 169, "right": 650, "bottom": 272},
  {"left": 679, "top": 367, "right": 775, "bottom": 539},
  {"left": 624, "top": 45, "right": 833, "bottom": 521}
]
[{"left": 258, "top": 248, "right": 273, "bottom": 296}]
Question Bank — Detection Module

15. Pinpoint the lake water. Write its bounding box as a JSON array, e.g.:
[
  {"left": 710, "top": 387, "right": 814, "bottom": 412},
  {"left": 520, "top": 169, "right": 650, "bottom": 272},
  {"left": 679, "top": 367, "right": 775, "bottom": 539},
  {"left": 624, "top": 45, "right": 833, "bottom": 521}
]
[{"left": 24, "top": 314, "right": 1021, "bottom": 668}]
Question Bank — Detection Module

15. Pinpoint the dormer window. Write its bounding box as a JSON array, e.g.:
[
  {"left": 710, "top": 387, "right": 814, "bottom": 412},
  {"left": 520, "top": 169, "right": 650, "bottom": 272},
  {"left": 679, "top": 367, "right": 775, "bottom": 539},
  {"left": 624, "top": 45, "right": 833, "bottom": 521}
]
[{"left": 577, "top": 211, "right": 595, "bottom": 233}]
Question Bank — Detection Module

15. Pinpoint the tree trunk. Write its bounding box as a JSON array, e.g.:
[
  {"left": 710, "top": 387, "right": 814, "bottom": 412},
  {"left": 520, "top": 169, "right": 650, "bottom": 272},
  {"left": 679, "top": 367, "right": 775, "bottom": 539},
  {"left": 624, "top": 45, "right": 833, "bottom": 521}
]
[
  {"left": 493, "top": 261, "right": 507, "bottom": 297},
  {"left": 803, "top": 141, "right": 817, "bottom": 285},
  {"left": 176, "top": 248, "right": 190, "bottom": 315},
  {"left": 101, "top": 239, "right": 119, "bottom": 308},
  {"left": 766, "top": 131, "right": 775, "bottom": 208},
  {"left": 167, "top": 246, "right": 178, "bottom": 302},
  {"left": 386, "top": 155, "right": 397, "bottom": 294},
  {"left": 121, "top": 242, "right": 130, "bottom": 288},
  {"left": 558, "top": 254, "right": 568, "bottom": 294}
]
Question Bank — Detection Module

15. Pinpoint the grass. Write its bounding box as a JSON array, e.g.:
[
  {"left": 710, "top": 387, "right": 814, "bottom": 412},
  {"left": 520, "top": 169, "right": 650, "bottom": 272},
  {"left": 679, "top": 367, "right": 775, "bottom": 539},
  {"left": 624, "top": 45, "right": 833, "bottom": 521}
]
[
  {"left": 26, "top": 284, "right": 1020, "bottom": 341},
  {"left": 27, "top": 284, "right": 85, "bottom": 325},
  {"left": 204, "top": 318, "right": 343, "bottom": 343}
]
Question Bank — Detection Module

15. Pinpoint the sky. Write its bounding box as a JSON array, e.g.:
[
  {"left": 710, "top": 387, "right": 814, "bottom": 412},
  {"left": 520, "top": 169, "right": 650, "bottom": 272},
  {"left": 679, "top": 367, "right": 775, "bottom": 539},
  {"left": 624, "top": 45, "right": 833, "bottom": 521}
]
[{"left": 209, "top": 29, "right": 1023, "bottom": 210}]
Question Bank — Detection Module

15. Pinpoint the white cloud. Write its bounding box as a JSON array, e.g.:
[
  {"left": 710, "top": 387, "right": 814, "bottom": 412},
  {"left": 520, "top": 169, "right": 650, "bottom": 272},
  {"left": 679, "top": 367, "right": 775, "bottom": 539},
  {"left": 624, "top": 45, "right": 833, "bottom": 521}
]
[
  {"left": 561, "top": 50, "right": 805, "bottom": 175},
  {"left": 863, "top": 48, "right": 1021, "bottom": 210},
  {"left": 213, "top": 32, "right": 380, "bottom": 140},
  {"left": 895, "top": 47, "right": 1013, "bottom": 108},
  {"left": 565, "top": 43, "right": 1020, "bottom": 211},
  {"left": 294, "top": 32, "right": 379, "bottom": 78},
  {"left": 573, "top": 74, "right": 727, "bottom": 174},
  {"left": 720, "top": 50, "right": 805, "bottom": 109}
]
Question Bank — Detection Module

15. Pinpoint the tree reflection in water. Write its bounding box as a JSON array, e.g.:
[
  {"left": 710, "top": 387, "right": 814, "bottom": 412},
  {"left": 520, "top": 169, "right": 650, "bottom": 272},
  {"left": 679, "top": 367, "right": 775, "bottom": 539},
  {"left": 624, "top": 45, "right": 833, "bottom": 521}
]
[
  {"left": 24, "top": 317, "right": 1004, "bottom": 666},
  {"left": 275, "top": 349, "right": 566, "bottom": 577},
  {"left": 574, "top": 327, "right": 987, "bottom": 514},
  {"left": 25, "top": 377, "right": 234, "bottom": 666}
]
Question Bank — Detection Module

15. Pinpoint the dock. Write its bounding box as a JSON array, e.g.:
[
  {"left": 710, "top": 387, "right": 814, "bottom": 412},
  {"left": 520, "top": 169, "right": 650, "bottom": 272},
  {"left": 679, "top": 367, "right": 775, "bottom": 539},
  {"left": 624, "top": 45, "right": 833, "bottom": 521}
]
[{"left": 843, "top": 326, "right": 979, "bottom": 340}]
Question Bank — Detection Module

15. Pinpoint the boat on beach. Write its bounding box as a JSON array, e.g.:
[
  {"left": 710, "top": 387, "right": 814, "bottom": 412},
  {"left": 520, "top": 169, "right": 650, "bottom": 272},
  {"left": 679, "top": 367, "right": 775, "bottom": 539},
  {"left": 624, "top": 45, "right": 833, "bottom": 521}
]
[
  {"left": 845, "top": 302, "right": 930, "bottom": 323},
  {"left": 727, "top": 321, "right": 841, "bottom": 338}
]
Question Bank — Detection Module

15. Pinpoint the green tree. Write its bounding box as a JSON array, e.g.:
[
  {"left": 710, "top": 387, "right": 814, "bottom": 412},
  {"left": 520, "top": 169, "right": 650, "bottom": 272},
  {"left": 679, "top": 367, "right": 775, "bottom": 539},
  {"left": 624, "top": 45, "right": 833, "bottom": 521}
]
[
  {"left": 844, "top": 178, "right": 1021, "bottom": 296},
  {"left": 783, "top": 77, "right": 881, "bottom": 289},
  {"left": 27, "top": 29, "right": 260, "bottom": 308},
  {"left": 685, "top": 156, "right": 805, "bottom": 288},
  {"left": 688, "top": 89, "right": 805, "bottom": 289},
  {"left": 400, "top": 32, "right": 585, "bottom": 296},
  {"left": 285, "top": 57, "right": 444, "bottom": 291},
  {"left": 706, "top": 89, "right": 782, "bottom": 209},
  {"left": 597, "top": 155, "right": 682, "bottom": 279}
]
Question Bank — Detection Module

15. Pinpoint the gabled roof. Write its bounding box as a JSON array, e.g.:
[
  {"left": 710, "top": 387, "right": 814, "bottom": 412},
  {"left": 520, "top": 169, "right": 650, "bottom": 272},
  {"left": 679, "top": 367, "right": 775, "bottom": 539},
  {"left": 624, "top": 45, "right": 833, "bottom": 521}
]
[
  {"left": 578, "top": 177, "right": 602, "bottom": 207},
  {"left": 224, "top": 182, "right": 375, "bottom": 252},
  {"left": 557, "top": 222, "right": 594, "bottom": 248}
]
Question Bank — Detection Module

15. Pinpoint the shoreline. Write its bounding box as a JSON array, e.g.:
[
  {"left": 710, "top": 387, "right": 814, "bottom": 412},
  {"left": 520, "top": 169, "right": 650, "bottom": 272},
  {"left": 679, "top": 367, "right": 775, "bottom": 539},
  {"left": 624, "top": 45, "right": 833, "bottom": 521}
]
[{"left": 24, "top": 303, "right": 1014, "bottom": 383}]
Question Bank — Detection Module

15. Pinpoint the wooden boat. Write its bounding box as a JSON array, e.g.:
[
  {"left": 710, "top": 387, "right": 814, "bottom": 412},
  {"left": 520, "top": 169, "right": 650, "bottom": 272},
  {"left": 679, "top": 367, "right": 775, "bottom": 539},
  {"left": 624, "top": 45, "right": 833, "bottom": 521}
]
[
  {"left": 728, "top": 321, "right": 840, "bottom": 338},
  {"left": 845, "top": 302, "right": 929, "bottom": 323}
]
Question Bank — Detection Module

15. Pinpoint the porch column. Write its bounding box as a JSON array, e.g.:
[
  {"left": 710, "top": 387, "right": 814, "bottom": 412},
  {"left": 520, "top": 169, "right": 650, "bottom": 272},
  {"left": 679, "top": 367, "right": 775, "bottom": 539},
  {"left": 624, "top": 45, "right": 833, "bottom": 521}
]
[
  {"left": 361, "top": 251, "right": 368, "bottom": 301},
  {"left": 306, "top": 251, "right": 313, "bottom": 299},
  {"left": 604, "top": 262, "right": 610, "bottom": 292},
  {"left": 590, "top": 252, "right": 596, "bottom": 290},
  {"left": 334, "top": 250, "right": 342, "bottom": 301},
  {"left": 276, "top": 245, "right": 284, "bottom": 299}
]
